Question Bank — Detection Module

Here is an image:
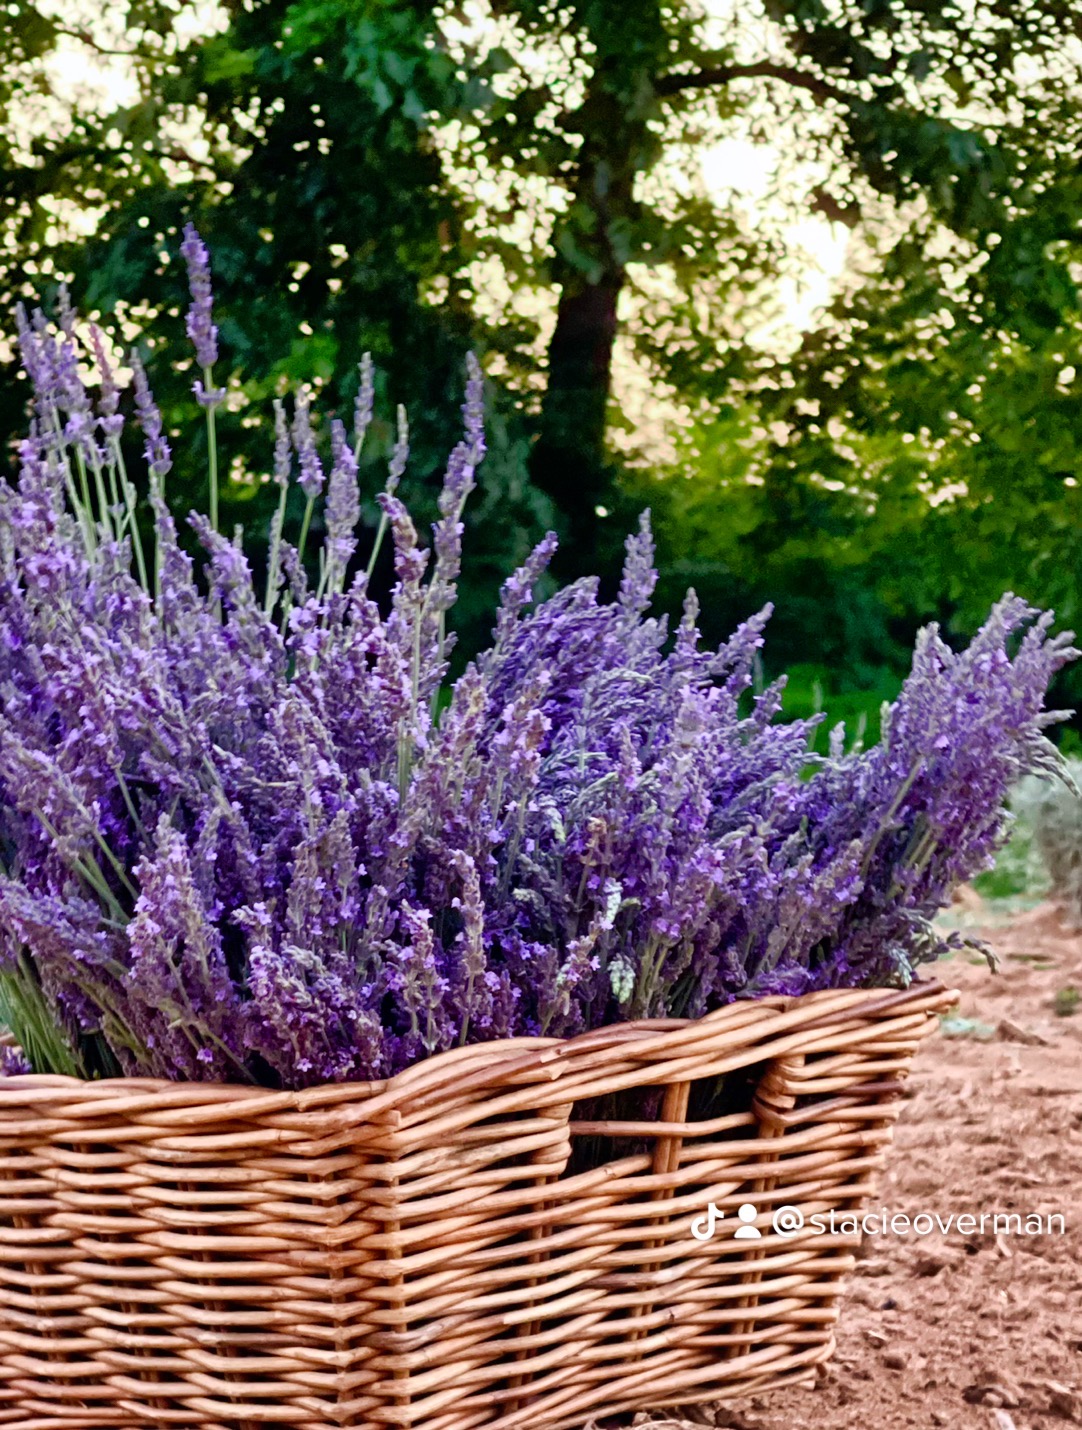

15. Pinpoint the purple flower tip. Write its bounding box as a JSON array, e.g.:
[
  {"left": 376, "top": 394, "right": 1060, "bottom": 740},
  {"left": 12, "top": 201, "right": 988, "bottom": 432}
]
[{"left": 180, "top": 222, "right": 219, "bottom": 370}]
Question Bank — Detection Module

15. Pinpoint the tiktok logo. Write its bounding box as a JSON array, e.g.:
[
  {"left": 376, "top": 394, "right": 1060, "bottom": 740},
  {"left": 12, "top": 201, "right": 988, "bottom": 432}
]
[{"left": 690, "top": 1201, "right": 762, "bottom": 1241}]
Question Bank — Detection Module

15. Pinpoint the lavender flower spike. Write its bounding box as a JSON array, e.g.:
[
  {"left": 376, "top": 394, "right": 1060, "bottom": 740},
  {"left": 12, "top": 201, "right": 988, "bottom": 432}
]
[
  {"left": 354, "top": 353, "right": 374, "bottom": 457},
  {"left": 130, "top": 352, "right": 172, "bottom": 480},
  {"left": 388, "top": 404, "right": 409, "bottom": 494},
  {"left": 179, "top": 222, "right": 224, "bottom": 526},
  {"left": 180, "top": 222, "right": 219, "bottom": 370},
  {"left": 323, "top": 419, "right": 360, "bottom": 596},
  {"left": 364, "top": 401, "right": 409, "bottom": 582},
  {"left": 88, "top": 326, "right": 122, "bottom": 438},
  {"left": 292, "top": 389, "right": 324, "bottom": 501},
  {"left": 272, "top": 398, "right": 291, "bottom": 489},
  {"left": 263, "top": 399, "right": 292, "bottom": 616},
  {"left": 462, "top": 352, "right": 485, "bottom": 464}
]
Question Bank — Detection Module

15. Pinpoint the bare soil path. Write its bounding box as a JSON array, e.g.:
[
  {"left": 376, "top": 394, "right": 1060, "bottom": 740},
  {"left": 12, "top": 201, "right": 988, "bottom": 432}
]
[{"left": 589, "top": 901, "right": 1082, "bottom": 1430}]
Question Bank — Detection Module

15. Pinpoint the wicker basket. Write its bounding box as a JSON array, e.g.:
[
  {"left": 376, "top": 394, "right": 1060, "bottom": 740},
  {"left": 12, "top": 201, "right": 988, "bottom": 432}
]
[{"left": 0, "top": 981, "right": 955, "bottom": 1430}]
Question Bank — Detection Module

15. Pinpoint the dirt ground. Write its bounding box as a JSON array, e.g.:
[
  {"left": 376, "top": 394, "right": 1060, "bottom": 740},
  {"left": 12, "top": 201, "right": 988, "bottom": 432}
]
[{"left": 596, "top": 898, "right": 1082, "bottom": 1430}]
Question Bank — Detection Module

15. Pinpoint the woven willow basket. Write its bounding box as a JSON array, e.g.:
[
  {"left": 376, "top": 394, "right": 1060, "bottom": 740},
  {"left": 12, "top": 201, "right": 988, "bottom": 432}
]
[{"left": 0, "top": 980, "right": 955, "bottom": 1430}]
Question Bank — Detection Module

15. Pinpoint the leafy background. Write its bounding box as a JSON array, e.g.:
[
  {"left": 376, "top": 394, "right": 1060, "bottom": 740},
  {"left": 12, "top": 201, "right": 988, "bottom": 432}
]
[{"left": 5, "top": 0, "right": 1082, "bottom": 733}]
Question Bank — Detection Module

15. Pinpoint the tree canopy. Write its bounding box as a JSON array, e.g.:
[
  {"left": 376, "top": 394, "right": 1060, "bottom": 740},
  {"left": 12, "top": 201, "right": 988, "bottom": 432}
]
[{"left": 5, "top": 0, "right": 1082, "bottom": 696}]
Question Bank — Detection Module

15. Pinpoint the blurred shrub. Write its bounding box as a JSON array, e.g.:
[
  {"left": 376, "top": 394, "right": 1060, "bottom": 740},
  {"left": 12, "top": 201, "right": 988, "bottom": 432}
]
[
  {"left": 972, "top": 777, "right": 1052, "bottom": 906},
  {"left": 778, "top": 663, "right": 902, "bottom": 754},
  {"left": 1029, "top": 760, "right": 1082, "bottom": 923}
]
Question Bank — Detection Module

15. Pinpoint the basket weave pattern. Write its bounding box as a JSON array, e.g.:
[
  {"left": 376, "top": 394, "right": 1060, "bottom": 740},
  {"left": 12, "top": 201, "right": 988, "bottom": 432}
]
[{"left": 0, "top": 982, "right": 953, "bottom": 1429}]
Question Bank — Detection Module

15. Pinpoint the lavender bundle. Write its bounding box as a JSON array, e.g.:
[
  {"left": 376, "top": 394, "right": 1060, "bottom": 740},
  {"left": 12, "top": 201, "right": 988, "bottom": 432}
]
[{"left": 0, "top": 233, "right": 1075, "bottom": 1087}]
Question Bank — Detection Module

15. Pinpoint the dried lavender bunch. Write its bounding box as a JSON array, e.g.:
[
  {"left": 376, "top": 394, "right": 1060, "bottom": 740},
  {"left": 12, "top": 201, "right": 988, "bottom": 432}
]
[{"left": 0, "top": 237, "right": 1076, "bottom": 1087}]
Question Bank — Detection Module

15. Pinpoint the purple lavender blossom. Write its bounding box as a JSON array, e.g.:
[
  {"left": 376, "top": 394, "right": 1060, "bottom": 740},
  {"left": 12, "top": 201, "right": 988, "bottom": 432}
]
[
  {"left": 387, "top": 405, "right": 409, "bottom": 495},
  {"left": 354, "top": 354, "right": 374, "bottom": 453},
  {"left": 180, "top": 222, "right": 219, "bottom": 370},
  {"left": 88, "top": 326, "right": 117, "bottom": 409},
  {"left": 325, "top": 420, "right": 360, "bottom": 587},
  {"left": 130, "top": 352, "right": 172, "bottom": 480},
  {"left": 272, "top": 399, "right": 291, "bottom": 488},
  {"left": 0, "top": 247, "right": 1076, "bottom": 1091},
  {"left": 0, "top": 1046, "right": 31, "bottom": 1077},
  {"left": 292, "top": 389, "right": 324, "bottom": 500}
]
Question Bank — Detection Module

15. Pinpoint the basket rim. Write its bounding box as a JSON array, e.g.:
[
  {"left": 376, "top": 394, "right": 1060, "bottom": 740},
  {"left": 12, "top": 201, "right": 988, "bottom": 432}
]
[{"left": 0, "top": 980, "right": 958, "bottom": 1115}]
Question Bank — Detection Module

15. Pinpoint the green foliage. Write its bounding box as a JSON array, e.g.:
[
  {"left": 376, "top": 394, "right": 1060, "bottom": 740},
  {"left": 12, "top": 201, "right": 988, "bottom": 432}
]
[
  {"left": 5, "top": 0, "right": 1082, "bottom": 683},
  {"left": 1029, "top": 759, "right": 1082, "bottom": 921},
  {"left": 737, "top": 62, "right": 1082, "bottom": 703},
  {"left": 971, "top": 774, "right": 1057, "bottom": 905},
  {"left": 971, "top": 819, "right": 1048, "bottom": 905},
  {"left": 0, "top": 954, "right": 84, "bottom": 1078},
  {"left": 2, "top": 0, "right": 555, "bottom": 648},
  {"left": 777, "top": 665, "right": 901, "bottom": 753},
  {"left": 622, "top": 404, "right": 921, "bottom": 725}
]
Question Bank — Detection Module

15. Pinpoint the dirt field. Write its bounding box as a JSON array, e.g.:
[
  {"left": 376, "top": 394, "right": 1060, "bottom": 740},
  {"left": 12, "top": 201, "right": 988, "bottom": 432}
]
[{"left": 594, "top": 899, "right": 1082, "bottom": 1430}]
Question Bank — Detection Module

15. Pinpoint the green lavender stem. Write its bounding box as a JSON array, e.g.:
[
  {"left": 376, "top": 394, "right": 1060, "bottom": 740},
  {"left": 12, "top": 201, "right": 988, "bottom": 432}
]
[
  {"left": 365, "top": 509, "right": 389, "bottom": 582},
  {"left": 279, "top": 492, "right": 317, "bottom": 635},
  {"left": 73, "top": 447, "right": 97, "bottom": 551},
  {"left": 85, "top": 446, "right": 114, "bottom": 542},
  {"left": 0, "top": 953, "right": 84, "bottom": 1079},
  {"left": 297, "top": 493, "right": 315, "bottom": 567},
  {"left": 203, "top": 367, "right": 220, "bottom": 532},
  {"left": 109, "top": 438, "right": 149, "bottom": 594},
  {"left": 263, "top": 479, "right": 290, "bottom": 617}
]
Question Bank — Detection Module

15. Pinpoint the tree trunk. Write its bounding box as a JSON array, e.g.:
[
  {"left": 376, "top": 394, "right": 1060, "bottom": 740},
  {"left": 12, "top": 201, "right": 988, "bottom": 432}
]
[
  {"left": 530, "top": 272, "right": 624, "bottom": 570},
  {"left": 529, "top": 67, "right": 650, "bottom": 577}
]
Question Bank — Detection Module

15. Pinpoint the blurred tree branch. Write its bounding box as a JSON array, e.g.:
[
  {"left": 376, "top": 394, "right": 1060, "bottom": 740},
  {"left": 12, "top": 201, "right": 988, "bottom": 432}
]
[{"left": 655, "top": 59, "right": 839, "bottom": 105}]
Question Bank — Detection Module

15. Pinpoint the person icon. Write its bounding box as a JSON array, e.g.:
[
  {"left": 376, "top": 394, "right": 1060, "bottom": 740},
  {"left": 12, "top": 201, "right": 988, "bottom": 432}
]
[{"left": 733, "top": 1202, "right": 762, "bottom": 1239}]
